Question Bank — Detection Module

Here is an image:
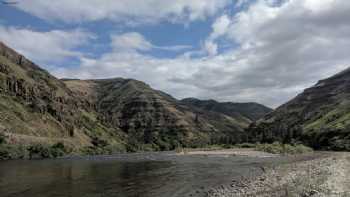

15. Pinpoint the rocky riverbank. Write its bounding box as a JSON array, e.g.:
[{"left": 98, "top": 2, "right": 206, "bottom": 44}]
[{"left": 206, "top": 152, "right": 350, "bottom": 197}]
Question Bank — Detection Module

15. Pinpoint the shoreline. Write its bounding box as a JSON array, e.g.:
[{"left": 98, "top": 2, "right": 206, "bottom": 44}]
[
  {"left": 206, "top": 152, "right": 350, "bottom": 197},
  {"left": 1, "top": 148, "right": 346, "bottom": 197}
]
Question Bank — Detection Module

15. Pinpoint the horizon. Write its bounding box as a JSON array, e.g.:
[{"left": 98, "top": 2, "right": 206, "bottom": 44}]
[{"left": 0, "top": 0, "right": 349, "bottom": 108}]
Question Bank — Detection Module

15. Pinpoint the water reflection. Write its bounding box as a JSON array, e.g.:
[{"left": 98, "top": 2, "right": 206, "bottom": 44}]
[
  {"left": 0, "top": 153, "right": 281, "bottom": 197},
  {"left": 0, "top": 160, "right": 177, "bottom": 197}
]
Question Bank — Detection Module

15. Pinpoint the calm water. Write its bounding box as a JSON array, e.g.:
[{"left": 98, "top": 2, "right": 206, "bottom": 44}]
[{"left": 0, "top": 152, "right": 296, "bottom": 197}]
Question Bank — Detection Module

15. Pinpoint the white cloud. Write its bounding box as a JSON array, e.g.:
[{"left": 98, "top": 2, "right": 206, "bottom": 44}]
[
  {"left": 210, "top": 15, "right": 231, "bottom": 40},
  {"left": 54, "top": 0, "right": 350, "bottom": 108},
  {"left": 198, "top": 0, "right": 350, "bottom": 106},
  {"left": 111, "top": 32, "right": 152, "bottom": 52},
  {"left": 111, "top": 32, "right": 192, "bottom": 52},
  {"left": 14, "top": 0, "right": 230, "bottom": 25},
  {"left": 203, "top": 14, "right": 232, "bottom": 56},
  {"left": 0, "top": 26, "right": 93, "bottom": 65},
  {"left": 203, "top": 40, "right": 218, "bottom": 56},
  {"left": 5, "top": 0, "right": 350, "bottom": 108}
]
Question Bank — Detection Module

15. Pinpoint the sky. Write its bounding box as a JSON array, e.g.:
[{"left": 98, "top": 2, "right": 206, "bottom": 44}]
[{"left": 0, "top": 0, "right": 349, "bottom": 108}]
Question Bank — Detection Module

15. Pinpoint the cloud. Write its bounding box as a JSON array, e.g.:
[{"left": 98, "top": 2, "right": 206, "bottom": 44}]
[
  {"left": 7, "top": 0, "right": 350, "bottom": 108},
  {"left": 203, "top": 14, "right": 232, "bottom": 55},
  {"left": 111, "top": 32, "right": 192, "bottom": 52},
  {"left": 0, "top": 26, "right": 94, "bottom": 65},
  {"left": 210, "top": 15, "right": 231, "bottom": 40},
  {"left": 203, "top": 40, "right": 218, "bottom": 56},
  {"left": 195, "top": 0, "right": 350, "bottom": 107},
  {"left": 54, "top": 0, "right": 350, "bottom": 108},
  {"left": 111, "top": 32, "right": 153, "bottom": 52},
  {"left": 14, "top": 0, "right": 230, "bottom": 25},
  {"left": 235, "top": 0, "right": 252, "bottom": 8}
]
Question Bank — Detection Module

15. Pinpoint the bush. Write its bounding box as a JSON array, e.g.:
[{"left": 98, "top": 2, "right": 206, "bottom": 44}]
[
  {"left": 91, "top": 137, "right": 109, "bottom": 148},
  {"left": 255, "top": 142, "right": 313, "bottom": 155},
  {"left": 27, "top": 142, "right": 69, "bottom": 159},
  {"left": 50, "top": 142, "right": 68, "bottom": 158},
  {"left": 0, "top": 133, "right": 7, "bottom": 144},
  {"left": 293, "top": 144, "right": 313, "bottom": 154},
  {"left": 104, "top": 144, "right": 127, "bottom": 154},
  {"left": 0, "top": 144, "right": 27, "bottom": 160},
  {"left": 139, "top": 144, "right": 156, "bottom": 152},
  {"left": 81, "top": 146, "right": 107, "bottom": 155},
  {"left": 236, "top": 143, "right": 256, "bottom": 148},
  {"left": 27, "top": 144, "right": 51, "bottom": 159}
]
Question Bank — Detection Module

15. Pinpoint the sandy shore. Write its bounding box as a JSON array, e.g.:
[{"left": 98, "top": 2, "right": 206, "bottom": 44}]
[{"left": 206, "top": 152, "right": 350, "bottom": 197}]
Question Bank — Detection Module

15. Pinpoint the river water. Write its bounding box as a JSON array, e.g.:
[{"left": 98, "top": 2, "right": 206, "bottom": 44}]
[{"left": 0, "top": 151, "right": 301, "bottom": 197}]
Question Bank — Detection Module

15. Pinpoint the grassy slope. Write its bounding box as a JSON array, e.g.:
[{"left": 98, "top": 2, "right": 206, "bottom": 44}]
[
  {"left": 249, "top": 67, "right": 350, "bottom": 150},
  {"left": 0, "top": 43, "right": 127, "bottom": 157}
]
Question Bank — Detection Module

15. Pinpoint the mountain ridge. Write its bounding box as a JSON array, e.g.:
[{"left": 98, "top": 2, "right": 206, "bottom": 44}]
[
  {"left": 181, "top": 97, "right": 272, "bottom": 121},
  {"left": 249, "top": 66, "right": 350, "bottom": 150},
  {"left": 0, "top": 41, "right": 272, "bottom": 155}
]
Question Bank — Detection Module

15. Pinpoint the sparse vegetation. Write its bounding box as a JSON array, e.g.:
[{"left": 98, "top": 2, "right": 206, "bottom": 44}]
[
  {"left": 255, "top": 142, "right": 313, "bottom": 155},
  {"left": 0, "top": 142, "right": 70, "bottom": 160},
  {"left": 27, "top": 143, "right": 70, "bottom": 159},
  {"left": 50, "top": 142, "right": 69, "bottom": 158},
  {"left": 235, "top": 143, "right": 256, "bottom": 148},
  {"left": 0, "top": 133, "right": 28, "bottom": 160},
  {"left": 0, "top": 144, "right": 27, "bottom": 160}
]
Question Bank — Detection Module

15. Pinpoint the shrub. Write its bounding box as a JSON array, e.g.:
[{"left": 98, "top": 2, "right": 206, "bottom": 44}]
[
  {"left": 50, "top": 142, "right": 67, "bottom": 158},
  {"left": 0, "top": 133, "right": 6, "bottom": 144},
  {"left": 102, "top": 144, "right": 127, "bottom": 154},
  {"left": 293, "top": 144, "right": 313, "bottom": 154},
  {"left": 256, "top": 142, "right": 284, "bottom": 154},
  {"left": 81, "top": 146, "right": 107, "bottom": 155},
  {"left": 91, "top": 137, "right": 109, "bottom": 148},
  {"left": 0, "top": 144, "right": 27, "bottom": 160},
  {"left": 27, "top": 143, "right": 69, "bottom": 159},
  {"left": 0, "top": 142, "right": 70, "bottom": 160},
  {"left": 236, "top": 143, "right": 256, "bottom": 148},
  {"left": 255, "top": 142, "right": 313, "bottom": 155},
  {"left": 139, "top": 144, "right": 155, "bottom": 152},
  {"left": 27, "top": 144, "right": 51, "bottom": 159}
]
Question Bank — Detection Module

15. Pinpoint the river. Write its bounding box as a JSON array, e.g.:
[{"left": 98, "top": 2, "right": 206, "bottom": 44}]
[{"left": 0, "top": 151, "right": 303, "bottom": 197}]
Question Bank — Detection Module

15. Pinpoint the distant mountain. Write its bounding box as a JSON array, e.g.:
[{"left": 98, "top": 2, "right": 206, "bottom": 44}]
[
  {"left": 64, "top": 79, "right": 256, "bottom": 149},
  {"left": 248, "top": 67, "right": 350, "bottom": 150},
  {"left": 181, "top": 98, "right": 272, "bottom": 121},
  {"left": 0, "top": 41, "right": 273, "bottom": 154}
]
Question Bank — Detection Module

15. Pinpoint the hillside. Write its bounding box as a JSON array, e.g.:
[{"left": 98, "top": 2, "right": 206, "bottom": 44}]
[
  {"left": 64, "top": 79, "right": 256, "bottom": 149},
  {"left": 249, "top": 67, "right": 350, "bottom": 150},
  {"left": 181, "top": 98, "right": 272, "bottom": 121},
  {"left": 0, "top": 41, "right": 273, "bottom": 157},
  {"left": 0, "top": 42, "right": 126, "bottom": 154}
]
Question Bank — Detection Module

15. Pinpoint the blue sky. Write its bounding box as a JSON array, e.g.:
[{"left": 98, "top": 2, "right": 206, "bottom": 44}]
[
  {"left": 0, "top": 0, "right": 349, "bottom": 107},
  {"left": 0, "top": 1, "right": 226, "bottom": 63}
]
